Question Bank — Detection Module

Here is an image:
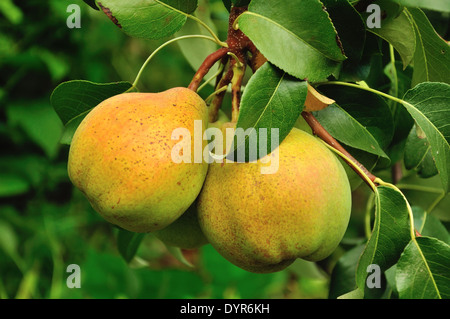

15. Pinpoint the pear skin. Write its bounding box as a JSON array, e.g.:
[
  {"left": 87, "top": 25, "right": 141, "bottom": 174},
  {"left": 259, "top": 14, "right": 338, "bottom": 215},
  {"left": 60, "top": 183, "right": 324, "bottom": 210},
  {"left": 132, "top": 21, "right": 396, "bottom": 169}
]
[
  {"left": 68, "top": 87, "right": 209, "bottom": 233},
  {"left": 295, "top": 115, "right": 367, "bottom": 190},
  {"left": 197, "top": 127, "right": 352, "bottom": 273}
]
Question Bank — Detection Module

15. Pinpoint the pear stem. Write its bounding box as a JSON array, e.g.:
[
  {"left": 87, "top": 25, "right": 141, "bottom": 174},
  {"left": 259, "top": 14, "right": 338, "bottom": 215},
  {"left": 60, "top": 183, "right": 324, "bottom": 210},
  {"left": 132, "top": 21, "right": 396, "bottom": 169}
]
[
  {"left": 197, "top": 63, "right": 225, "bottom": 92},
  {"left": 131, "top": 35, "right": 219, "bottom": 91},
  {"left": 208, "top": 66, "right": 234, "bottom": 123},
  {"left": 230, "top": 59, "right": 246, "bottom": 122},
  {"left": 187, "top": 47, "right": 229, "bottom": 92},
  {"left": 301, "top": 111, "right": 378, "bottom": 188},
  {"left": 204, "top": 85, "right": 229, "bottom": 104},
  {"left": 188, "top": 5, "right": 265, "bottom": 123},
  {"left": 186, "top": 14, "right": 228, "bottom": 48}
]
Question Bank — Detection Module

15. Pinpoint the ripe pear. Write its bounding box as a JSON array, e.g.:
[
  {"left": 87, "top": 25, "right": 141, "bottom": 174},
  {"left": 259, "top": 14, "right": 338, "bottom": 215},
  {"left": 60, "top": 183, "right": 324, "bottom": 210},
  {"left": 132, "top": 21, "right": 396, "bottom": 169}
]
[
  {"left": 295, "top": 115, "right": 371, "bottom": 191},
  {"left": 152, "top": 110, "right": 229, "bottom": 248},
  {"left": 68, "top": 87, "right": 209, "bottom": 233},
  {"left": 197, "top": 127, "right": 352, "bottom": 273},
  {"left": 153, "top": 201, "right": 208, "bottom": 249}
]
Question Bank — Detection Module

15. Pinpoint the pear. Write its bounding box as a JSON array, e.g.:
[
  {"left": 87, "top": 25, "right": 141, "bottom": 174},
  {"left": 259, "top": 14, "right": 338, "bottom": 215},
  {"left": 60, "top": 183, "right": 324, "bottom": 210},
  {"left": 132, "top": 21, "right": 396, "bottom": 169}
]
[
  {"left": 153, "top": 201, "right": 208, "bottom": 249},
  {"left": 68, "top": 87, "right": 209, "bottom": 233},
  {"left": 197, "top": 127, "right": 352, "bottom": 273},
  {"left": 295, "top": 115, "right": 371, "bottom": 190},
  {"left": 152, "top": 110, "right": 230, "bottom": 248}
]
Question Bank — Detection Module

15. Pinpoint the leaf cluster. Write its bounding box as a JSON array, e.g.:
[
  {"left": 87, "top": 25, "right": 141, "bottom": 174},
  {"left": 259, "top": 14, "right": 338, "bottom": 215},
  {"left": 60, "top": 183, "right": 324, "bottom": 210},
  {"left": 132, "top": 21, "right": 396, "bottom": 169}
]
[{"left": 48, "top": 0, "right": 450, "bottom": 299}]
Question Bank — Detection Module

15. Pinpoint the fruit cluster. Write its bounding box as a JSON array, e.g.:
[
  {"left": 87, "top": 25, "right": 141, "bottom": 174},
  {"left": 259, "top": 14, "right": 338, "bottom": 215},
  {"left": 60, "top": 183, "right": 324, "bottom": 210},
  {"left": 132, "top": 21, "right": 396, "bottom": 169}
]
[{"left": 68, "top": 87, "right": 352, "bottom": 273}]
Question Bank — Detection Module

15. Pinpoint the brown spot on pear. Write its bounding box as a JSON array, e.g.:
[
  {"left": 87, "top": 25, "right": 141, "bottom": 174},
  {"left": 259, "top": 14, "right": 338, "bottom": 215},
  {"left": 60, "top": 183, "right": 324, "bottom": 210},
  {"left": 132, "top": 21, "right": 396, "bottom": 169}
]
[
  {"left": 68, "top": 87, "right": 209, "bottom": 232},
  {"left": 197, "top": 128, "right": 352, "bottom": 273}
]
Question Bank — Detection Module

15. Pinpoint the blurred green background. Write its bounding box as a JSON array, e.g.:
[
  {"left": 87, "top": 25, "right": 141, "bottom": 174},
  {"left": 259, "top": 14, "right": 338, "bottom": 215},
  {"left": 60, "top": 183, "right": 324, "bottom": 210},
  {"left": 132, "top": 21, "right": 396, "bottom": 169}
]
[{"left": 0, "top": 0, "right": 447, "bottom": 299}]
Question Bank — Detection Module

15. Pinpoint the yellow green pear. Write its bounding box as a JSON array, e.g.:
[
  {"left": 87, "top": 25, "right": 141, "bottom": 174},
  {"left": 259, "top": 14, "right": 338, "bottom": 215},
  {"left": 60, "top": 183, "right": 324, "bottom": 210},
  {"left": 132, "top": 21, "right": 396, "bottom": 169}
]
[
  {"left": 68, "top": 87, "right": 209, "bottom": 233},
  {"left": 151, "top": 110, "right": 230, "bottom": 249},
  {"left": 197, "top": 126, "right": 352, "bottom": 273},
  {"left": 295, "top": 115, "right": 372, "bottom": 191}
]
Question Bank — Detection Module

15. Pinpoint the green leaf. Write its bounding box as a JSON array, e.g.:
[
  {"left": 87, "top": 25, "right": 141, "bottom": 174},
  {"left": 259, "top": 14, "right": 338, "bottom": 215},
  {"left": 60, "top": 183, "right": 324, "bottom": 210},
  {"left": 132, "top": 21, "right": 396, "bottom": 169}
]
[
  {"left": 34, "top": 48, "right": 70, "bottom": 82},
  {"left": 337, "top": 288, "right": 364, "bottom": 299},
  {"left": 398, "top": 174, "right": 450, "bottom": 222},
  {"left": 314, "top": 104, "right": 389, "bottom": 159},
  {"left": 59, "top": 114, "right": 86, "bottom": 145},
  {"left": 83, "top": 0, "right": 99, "bottom": 10},
  {"left": 338, "top": 145, "right": 380, "bottom": 191},
  {"left": 50, "top": 80, "right": 132, "bottom": 144},
  {"left": 0, "top": 155, "right": 47, "bottom": 189},
  {"left": 7, "top": 100, "right": 63, "bottom": 159},
  {"left": 384, "top": 265, "right": 399, "bottom": 297},
  {"left": 313, "top": 85, "right": 394, "bottom": 159},
  {"left": 165, "top": 246, "right": 194, "bottom": 268},
  {"left": 321, "top": 0, "right": 366, "bottom": 62},
  {"left": 51, "top": 80, "right": 132, "bottom": 125},
  {"left": 0, "top": 0, "right": 23, "bottom": 24},
  {"left": 392, "top": 0, "right": 450, "bottom": 13},
  {"left": 222, "top": 0, "right": 231, "bottom": 12},
  {"left": 117, "top": 228, "right": 146, "bottom": 263},
  {"left": 396, "top": 237, "right": 450, "bottom": 299},
  {"left": 329, "top": 244, "right": 365, "bottom": 299},
  {"left": 228, "top": 62, "right": 308, "bottom": 162},
  {"left": 382, "top": 62, "right": 414, "bottom": 165},
  {"left": 0, "top": 221, "right": 18, "bottom": 257},
  {"left": 356, "top": 186, "right": 412, "bottom": 296},
  {"left": 287, "top": 259, "right": 327, "bottom": 280},
  {"left": 404, "top": 125, "right": 438, "bottom": 178},
  {"left": 368, "top": 8, "right": 416, "bottom": 68},
  {"left": 413, "top": 206, "right": 450, "bottom": 244},
  {"left": 401, "top": 82, "right": 450, "bottom": 192},
  {"left": 405, "top": 8, "right": 450, "bottom": 86},
  {"left": 238, "top": 0, "right": 345, "bottom": 82},
  {"left": 384, "top": 62, "right": 414, "bottom": 101},
  {"left": 0, "top": 174, "right": 30, "bottom": 197},
  {"left": 95, "top": 0, "right": 198, "bottom": 39}
]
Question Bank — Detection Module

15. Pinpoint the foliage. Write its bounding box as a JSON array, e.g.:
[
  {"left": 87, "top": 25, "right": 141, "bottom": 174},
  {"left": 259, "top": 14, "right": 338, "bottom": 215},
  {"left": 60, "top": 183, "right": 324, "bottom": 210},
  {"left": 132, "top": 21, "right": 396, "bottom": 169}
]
[{"left": 1, "top": 0, "right": 449, "bottom": 299}]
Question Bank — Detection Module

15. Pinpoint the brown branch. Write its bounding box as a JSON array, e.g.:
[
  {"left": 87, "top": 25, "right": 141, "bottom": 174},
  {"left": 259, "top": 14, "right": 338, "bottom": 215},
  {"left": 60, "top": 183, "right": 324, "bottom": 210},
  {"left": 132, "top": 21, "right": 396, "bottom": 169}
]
[
  {"left": 188, "top": 48, "right": 229, "bottom": 92},
  {"left": 301, "top": 111, "right": 377, "bottom": 187},
  {"left": 189, "top": 6, "right": 253, "bottom": 122},
  {"left": 226, "top": 6, "right": 251, "bottom": 53}
]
